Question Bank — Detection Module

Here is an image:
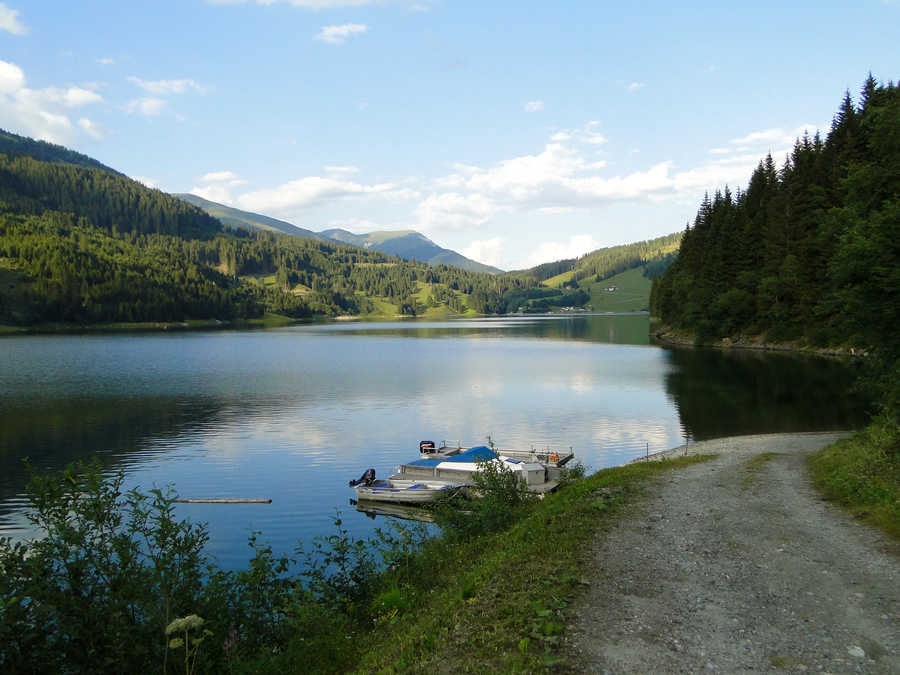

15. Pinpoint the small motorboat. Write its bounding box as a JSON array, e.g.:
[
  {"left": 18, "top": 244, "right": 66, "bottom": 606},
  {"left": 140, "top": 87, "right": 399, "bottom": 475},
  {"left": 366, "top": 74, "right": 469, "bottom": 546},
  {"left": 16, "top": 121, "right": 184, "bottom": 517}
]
[
  {"left": 398, "top": 445, "right": 559, "bottom": 493},
  {"left": 418, "top": 439, "right": 574, "bottom": 467},
  {"left": 352, "top": 500, "right": 437, "bottom": 522},
  {"left": 349, "top": 469, "right": 462, "bottom": 504}
]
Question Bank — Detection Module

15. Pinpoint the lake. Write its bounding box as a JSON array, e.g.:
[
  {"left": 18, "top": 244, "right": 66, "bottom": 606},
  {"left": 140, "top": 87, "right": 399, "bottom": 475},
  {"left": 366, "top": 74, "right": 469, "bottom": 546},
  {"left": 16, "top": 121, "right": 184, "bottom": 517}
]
[{"left": 0, "top": 314, "right": 868, "bottom": 569}]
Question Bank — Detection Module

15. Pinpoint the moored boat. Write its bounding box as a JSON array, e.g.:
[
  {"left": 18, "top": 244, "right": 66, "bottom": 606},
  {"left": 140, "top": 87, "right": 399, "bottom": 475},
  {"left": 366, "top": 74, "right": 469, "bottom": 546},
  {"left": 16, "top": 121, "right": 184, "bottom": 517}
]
[
  {"left": 418, "top": 439, "right": 574, "bottom": 467},
  {"left": 398, "top": 444, "right": 563, "bottom": 494},
  {"left": 352, "top": 477, "right": 463, "bottom": 504}
]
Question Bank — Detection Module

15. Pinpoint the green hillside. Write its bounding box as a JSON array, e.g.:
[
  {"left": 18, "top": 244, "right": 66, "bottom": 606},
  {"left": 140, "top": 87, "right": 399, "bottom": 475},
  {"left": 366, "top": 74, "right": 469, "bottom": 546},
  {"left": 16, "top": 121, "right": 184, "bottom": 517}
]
[
  {"left": 497, "top": 232, "right": 681, "bottom": 314},
  {"left": 0, "top": 155, "right": 223, "bottom": 240},
  {"left": 175, "top": 193, "right": 321, "bottom": 239},
  {"left": 320, "top": 228, "right": 503, "bottom": 274},
  {"left": 174, "top": 196, "right": 503, "bottom": 275},
  {"left": 0, "top": 128, "right": 120, "bottom": 174},
  {"left": 0, "top": 133, "right": 537, "bottom": 326},
  {"left": 652, "top": 74, "right": 899, "bottom": 353},
  {"left": 584, "top": 267, "right": 653, "bottom": 312}
]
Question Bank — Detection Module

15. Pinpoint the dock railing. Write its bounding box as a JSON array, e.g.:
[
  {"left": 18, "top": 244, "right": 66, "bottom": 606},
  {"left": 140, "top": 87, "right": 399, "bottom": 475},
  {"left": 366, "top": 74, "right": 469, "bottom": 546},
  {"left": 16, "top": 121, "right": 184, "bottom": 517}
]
[{"left": 437, "top": 440, "right": 573, "bottom": 466}]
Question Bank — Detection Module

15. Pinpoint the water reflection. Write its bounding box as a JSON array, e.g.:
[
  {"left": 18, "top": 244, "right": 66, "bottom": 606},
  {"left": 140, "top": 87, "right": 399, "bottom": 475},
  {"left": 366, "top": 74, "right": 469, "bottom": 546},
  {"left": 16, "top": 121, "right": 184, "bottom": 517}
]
[
  {"left": 304, "top": 313, "right": 651, "bottom": 344},
  {"left": 0, "top": 316, "right": 868, "bottom": 568},
  {"left": 661, "top": 347, "right": 869, "bottom": 441}
]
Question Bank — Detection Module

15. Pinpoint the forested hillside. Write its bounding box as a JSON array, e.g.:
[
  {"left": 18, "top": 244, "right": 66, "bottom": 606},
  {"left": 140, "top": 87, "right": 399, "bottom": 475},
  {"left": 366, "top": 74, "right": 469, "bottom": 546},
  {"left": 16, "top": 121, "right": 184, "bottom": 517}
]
[
  {"left": 651, "top": 74, "right": 899, "bottom": 431},
  {"left": 651, "top": 74, "right": 898, "bottom": 352},
  {"left": 520, "top": 232, "right": 681, "bottom": 284},
  {"left": 0, "top": 131, "right": 537, "bottom": 325},
  {"left": 175, "top": 193, "right": 322, "bottom": 239},
  {"left": 0, "top": 129, "right": 119, "bottom": 174},
  {"left": 319, "top": 228, "right": 503, "bottom": 275}
]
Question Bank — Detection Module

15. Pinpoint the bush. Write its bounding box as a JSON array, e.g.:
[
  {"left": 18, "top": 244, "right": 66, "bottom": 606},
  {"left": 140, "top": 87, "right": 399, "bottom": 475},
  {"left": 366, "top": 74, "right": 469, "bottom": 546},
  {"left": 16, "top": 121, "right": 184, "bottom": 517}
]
[
  {"left": 809, "top": 419, "right": 900, "bottom": 539},
  {"left": 0, "top": 461, "right": 373, "bottom": 673},
  {"left": 0, "top": 460, "right": 214, "bottom": 672},
  {"left": 0, "top": 458, "right": 555, "bottom": 672},
  {"left": 434, "top": 458, "right": 536, "bottom": 539}
]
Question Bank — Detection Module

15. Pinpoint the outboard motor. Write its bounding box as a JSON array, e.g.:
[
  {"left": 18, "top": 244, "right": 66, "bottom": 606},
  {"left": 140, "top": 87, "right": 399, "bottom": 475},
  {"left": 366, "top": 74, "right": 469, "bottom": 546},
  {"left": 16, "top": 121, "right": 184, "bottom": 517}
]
[
  {"left": 349, "top": 468, "right": 376, "bottom": 487},
  {"left": 419, "top": 440, "right": 436, "bottom": 454}
]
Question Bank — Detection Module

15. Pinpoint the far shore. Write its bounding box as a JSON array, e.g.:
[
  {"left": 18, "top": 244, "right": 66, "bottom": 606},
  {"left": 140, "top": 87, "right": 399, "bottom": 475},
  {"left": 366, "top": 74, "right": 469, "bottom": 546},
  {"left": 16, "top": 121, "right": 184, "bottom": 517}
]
[
  {"left": 627, "top": 430, "right": 855, "bottom": 466},
  {"left": 652, "top": 324, "right": 862, "bottom": 359}
]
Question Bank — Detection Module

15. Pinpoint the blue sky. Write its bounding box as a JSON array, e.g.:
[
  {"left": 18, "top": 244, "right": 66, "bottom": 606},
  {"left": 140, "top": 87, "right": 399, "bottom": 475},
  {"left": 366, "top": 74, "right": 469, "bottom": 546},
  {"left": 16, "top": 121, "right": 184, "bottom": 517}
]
[{"left": 0, "top": 1, "right": 897, "bottom": 270}]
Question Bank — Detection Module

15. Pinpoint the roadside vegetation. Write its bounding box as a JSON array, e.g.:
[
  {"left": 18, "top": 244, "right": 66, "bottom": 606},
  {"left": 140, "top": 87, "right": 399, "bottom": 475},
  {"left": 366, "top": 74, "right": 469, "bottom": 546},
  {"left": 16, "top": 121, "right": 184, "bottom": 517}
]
[
  {"left": 647, "top": 74, "right": 899, "bottom": 540},
  {"left": 0, "top": 454, "right": 709, "bottom": 672},
  {"left": 810, "top": 418, "right": 900, "bottom": 540}
]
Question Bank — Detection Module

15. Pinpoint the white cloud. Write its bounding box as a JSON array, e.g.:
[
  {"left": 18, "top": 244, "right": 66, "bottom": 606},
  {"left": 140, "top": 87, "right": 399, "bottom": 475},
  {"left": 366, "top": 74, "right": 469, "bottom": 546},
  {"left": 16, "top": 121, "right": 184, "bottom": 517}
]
[
  {"left": 549, "top": 121, "right": 606, "bottom": 147},
  {"left": 324, "top": 165, "right": 360, "bottom": 176},
  {"left": 524, "top": 100, "right": 544, "bottom": 113},
  {"left": 581, "top": 131, "right": 608, "bottom": 145},
  {"left": 236, "top": 175, "right": 414, "bottom": 214},
  {"left": 415, "top": 191, "right": 503, "bottom": 231},
  {"left": 0, "top": 60, "right": 25, "bottom": 93},
  {"left": 133, "top": 176, "right": 160, "bottom": 189},
  {"left": 627, "top": 81, "right": 645, "bottom": 92},
  {"left": 315, "top": 23, "right": 368, "bottom": 44},
  {"left": 729, "top": 124, "right": 819, "bottom": 149},
  {"left": 326, "top": 217, "right": 383, "bottom": 232},
  {"left": 192, "top": 171, "right": 249, "bottom": 202},
  {"left": 190, "top": 184, "right": 234, "bottom": 204},
  {"left": 201, "top": 170, "right": 240, "bottom": 182},
  {"left": 0, "top": 60, "right": 105, "bottom": 143},
  {"left": 209, "top": 0, "right": 368, "bottom": 5},
  {"left": 61, "top": 87, "right": 103, "bottom": 107},
  {"left": 461, "top": 237, "right": 506, "bottom": 268},
  {"left": 0, "top": 3, "right": 26, "bottom": 35},
  {"left": 97, "top": 57, "right": 115, "bottom": 66},
  {"left": 127, "top": 76, "right": 207, "bottom": 95},
  {"left": 77, "top": 118, "right": 105, "bottom": 139},
  {"left": 525, "top": 235, "right": 599, "bottom": 267},
  {"left": 414, "top": 121, "right": 788, "bottom": 235},
  {"left": 123, "top": 97, "right": 165, "bottom": 116}
]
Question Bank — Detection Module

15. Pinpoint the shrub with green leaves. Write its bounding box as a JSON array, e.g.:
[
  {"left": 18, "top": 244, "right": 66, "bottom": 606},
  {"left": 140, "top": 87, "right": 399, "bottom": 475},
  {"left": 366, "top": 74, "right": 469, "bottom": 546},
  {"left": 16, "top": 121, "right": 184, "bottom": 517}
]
[{"left": 434, "top": 457, "right": 537, "bottom": 538}]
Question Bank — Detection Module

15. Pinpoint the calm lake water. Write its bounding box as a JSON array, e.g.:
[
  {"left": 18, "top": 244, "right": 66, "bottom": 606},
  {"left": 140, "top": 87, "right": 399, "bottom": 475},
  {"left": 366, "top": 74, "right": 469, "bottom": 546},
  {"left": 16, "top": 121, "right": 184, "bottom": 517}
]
[{"left": 0, "top": 314, "right": 868, "bottom": 568}]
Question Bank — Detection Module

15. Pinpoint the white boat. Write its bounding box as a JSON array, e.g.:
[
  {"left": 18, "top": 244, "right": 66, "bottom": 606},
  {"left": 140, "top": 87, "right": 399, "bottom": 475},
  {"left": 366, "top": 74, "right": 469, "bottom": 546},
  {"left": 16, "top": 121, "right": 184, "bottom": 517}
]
[
  {"left": 418, "top": 439, "right": 574, "bottom": 467},
  {"left": 397, "top": 445, "right": 563, "bottom": 494},
  {"left": 352, "top": 478, "right": 463, "bottom": 504},
  {"left": 353, "top": 500, "right": 437, "bottom": 523}
]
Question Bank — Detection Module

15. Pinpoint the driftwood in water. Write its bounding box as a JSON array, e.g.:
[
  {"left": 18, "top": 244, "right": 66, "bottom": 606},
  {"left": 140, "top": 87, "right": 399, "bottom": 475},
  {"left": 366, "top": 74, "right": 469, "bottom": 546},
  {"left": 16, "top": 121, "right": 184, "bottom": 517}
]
[{"left": 174, "top": 498, "right": 272, "bottom": 504}]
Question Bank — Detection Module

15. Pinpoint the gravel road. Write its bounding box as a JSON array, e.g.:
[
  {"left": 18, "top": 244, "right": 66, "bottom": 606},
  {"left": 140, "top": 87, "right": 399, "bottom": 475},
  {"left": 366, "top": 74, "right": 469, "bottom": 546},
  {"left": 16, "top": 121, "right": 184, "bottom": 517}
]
[{"left": 570, "top": 432, "right": 900, "bottom": 673}]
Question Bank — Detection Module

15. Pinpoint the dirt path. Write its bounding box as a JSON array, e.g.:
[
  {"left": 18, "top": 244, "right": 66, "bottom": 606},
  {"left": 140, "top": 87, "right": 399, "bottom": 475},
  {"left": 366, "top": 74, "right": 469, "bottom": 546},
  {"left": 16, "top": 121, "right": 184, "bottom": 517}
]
[{"left": 570, "top": 433, "right": 900, "bottom": 673}]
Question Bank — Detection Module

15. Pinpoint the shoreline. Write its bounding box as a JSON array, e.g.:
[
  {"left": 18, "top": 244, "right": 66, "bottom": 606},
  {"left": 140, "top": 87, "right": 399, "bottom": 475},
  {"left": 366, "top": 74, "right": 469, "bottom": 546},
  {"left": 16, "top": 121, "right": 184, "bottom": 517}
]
[
  {"left": 572, "top": 429, "right": 899, "bottom": 672},
  {"left": 652, "top": 324, "right": 862, "bottom": 359},
  {"left": 627, "top": 430, "right": 856, "bottom": 465}
]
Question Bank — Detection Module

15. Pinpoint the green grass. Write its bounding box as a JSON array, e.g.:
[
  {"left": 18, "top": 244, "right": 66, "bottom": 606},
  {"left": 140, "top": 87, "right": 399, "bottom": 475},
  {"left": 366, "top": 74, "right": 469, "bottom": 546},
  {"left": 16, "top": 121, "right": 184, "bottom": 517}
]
[
  {"left": 340, "top": 454, "right": 713, "bottom": 672},
  {"left": 809, "top": 420, "right": 900, "bottom": 540},
  {"left": 243, "top": 312, "right": 297, "bottom": 327},
  {"left": 741, "top": 452, "right": 779, "bottom": 488},
  {"left": 0, "top": 260, "right": 30, "bottom": 322},
  {"left": 542, "top": 269, "right": 577, "bottom": 286},
  {"left": 584, "top": 267, "right": 653, "bottom": 313},
  {"left": 541, "top": 267, "right": 652, "bottom": 313},
  {"left": 358, "top": 295, "right": 400, "bottom": 318}
]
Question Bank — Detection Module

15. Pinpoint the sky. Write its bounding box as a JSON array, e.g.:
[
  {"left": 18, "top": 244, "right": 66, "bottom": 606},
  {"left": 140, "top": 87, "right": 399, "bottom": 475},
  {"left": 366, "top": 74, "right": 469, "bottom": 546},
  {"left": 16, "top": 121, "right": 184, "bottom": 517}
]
[{"left": 0, "top": 1, "right": 897, "bottom": 271}]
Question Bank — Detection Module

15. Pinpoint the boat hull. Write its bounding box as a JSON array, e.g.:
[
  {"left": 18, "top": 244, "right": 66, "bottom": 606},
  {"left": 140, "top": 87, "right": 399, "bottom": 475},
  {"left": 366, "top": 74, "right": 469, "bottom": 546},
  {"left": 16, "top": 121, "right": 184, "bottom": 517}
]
[{"left": 354, "top": 479, "right": 461, "bottom": 504}]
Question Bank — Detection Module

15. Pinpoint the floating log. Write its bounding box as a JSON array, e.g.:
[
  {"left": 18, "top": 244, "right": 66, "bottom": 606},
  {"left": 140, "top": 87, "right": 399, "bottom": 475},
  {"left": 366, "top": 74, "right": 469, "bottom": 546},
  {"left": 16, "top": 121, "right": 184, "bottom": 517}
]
[{"left": 174, "top": 498, "right": 272, "bottom": 504}]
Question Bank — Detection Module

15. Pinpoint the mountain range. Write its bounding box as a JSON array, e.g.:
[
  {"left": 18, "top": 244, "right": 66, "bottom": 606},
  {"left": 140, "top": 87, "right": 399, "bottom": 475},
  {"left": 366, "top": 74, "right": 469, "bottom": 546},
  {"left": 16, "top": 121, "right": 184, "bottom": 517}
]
[{"left": 176, "top": 193, "right": 502, "bottom": 275}]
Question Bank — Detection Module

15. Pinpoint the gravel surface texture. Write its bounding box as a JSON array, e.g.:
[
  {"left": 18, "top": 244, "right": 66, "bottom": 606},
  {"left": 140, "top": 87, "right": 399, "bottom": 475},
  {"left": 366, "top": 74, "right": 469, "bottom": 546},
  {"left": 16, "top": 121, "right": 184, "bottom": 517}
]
[{"left": 570, "top": 432, "right": 900, "bottom": 674}]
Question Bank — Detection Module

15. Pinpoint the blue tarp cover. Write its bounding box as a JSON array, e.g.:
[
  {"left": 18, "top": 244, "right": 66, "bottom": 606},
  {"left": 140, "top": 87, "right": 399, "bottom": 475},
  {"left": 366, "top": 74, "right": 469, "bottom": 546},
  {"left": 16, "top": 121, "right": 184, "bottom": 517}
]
[{"left": 407, "top": 445, "right": 497, "bottom": 467}]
